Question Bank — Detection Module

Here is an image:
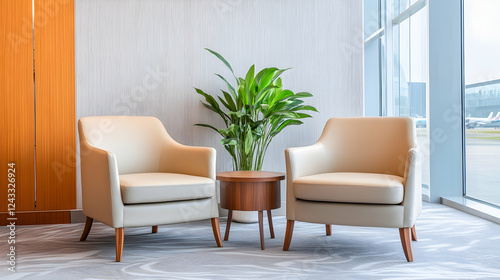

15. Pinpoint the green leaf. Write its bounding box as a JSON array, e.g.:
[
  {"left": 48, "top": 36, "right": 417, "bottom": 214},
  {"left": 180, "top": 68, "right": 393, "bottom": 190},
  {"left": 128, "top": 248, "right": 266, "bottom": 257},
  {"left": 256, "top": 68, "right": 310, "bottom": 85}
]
[
  {"left": 194, "top": 123, "right": 219, "bottom": 133},
  {"left": 270, "top": 68, "right": 291, "bottom": 85},
  {"left": 275, "top": 77, "right": 283, "bottom": 89},
  {"left": 255, "top": 85, "right": 279, "bottom": 103},
  {"left": 245, "top": 65, "right": 255, "bottom": 87},
  {"left": 215, "top": 74, "right": 237, "bottom": 99},
  {"left": 273, "top": 89, "right": 294, "bottom": 103},
  {"left": 218, "top": 124, "right": 238, "bottom": 136},
  {"left": 257, "top": 68, "right": 278, "bottom": 90},
  {"left": 205, "top": 48, "right": 236, "bottom": 79},
  {"left": 222, "top": 90, "right": 237, "bottom": 111},
  {"left": 195, "top": 88, "right": 221, "bottom": 111},
  {"left": 221, "top": 138, "right": 239, "bottom": 146},
  {"left": 296, "top": 113, "right": 312, "bottom": 118},
  {"left": 244, "top": 126, "right": 253, "bottom": 155},
  {"left": 270, "top": 119, "right": 303, "bottom": 137},
  {"left": 254, "top": 68, "right": 267, "bottom": 83},
  {"left": 228, "top": 109, "right": 247, "bottom": 118},
  {"left": 289, "top": 92, "right": 313, "bottom": 99},
  {"left": 291, "top": 105, "right": 319, "bottom": 112},
  {"left": 238, "top": 80, "right": 249, "bottom": 105},
  {"left": 217, "top": 96, "right": 233, "bottom": 111}
]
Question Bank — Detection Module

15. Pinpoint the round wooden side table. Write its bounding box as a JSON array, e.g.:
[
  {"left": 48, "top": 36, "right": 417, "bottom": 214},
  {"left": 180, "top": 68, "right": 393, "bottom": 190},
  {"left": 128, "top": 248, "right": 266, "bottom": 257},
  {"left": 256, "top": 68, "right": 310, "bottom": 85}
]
[{"left": 217, "top": 171, "right": 285, "bottom": 250}]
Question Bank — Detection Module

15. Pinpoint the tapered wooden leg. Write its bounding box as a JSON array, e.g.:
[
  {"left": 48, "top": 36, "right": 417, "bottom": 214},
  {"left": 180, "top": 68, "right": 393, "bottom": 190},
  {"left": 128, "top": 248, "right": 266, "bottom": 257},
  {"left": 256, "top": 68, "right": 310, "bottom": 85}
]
[
  {"left": 224, "top": 210, "right": 233, "bottom": 241},
  {"left": 326, "top": 224, "right": 332, "bottom": 236},
  {"left": 399, "top": 228, "right": 414, "bottom": 262},
  {"left": 411, "top": 225, "right": 417, "bottom": 241},
  {"left": 211, "top": 218, "right": 223, "bottom": 247},
  {"left": 283, "top": 220, "right": 295, "bottom": 251},
  {"left": 115, "top": 228, "right": 124, "bottom": 262},
  {"left": 80, "top": 217, "right": 93, "bottom": 241},
  {"left": 152, "top": 226, "right": 158, "bottom": 233},
  {"left": 258, "top": 210, "right": 265, "bottom": 250},
  {"left": 267, "top": 210, "right": 275, "bottom": 239}
]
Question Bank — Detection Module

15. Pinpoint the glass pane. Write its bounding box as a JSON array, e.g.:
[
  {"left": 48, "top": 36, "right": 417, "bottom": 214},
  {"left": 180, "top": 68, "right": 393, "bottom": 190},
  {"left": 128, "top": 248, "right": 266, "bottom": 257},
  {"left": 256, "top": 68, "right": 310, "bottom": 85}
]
[
  {"left": 394, "top": 0, "right": 409, "bottom": 17},
  {"left": 381, "top": 34, "right": 387, "bottom": 115},
  {"left": 391, "top": 7, "right": 429, "bottom": 197},
  {"left": 393, "top": 18, "right": 410, "bottom": 116},
  {"left": 410, "top": 8, "right": 429, "bottom": 192},
  {"left": 364, "top": 0, "right": 381, "bottom": 39},
  {"left": 464, "top": 0, "right": 500, "bottom": 206}
]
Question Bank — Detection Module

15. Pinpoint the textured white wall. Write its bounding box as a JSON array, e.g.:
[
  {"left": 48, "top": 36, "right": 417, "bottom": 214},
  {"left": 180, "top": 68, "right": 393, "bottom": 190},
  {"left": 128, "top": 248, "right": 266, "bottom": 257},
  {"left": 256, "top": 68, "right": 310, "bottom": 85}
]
[{"left": 75, "top": 0, "right": 363, "bottom": 208}]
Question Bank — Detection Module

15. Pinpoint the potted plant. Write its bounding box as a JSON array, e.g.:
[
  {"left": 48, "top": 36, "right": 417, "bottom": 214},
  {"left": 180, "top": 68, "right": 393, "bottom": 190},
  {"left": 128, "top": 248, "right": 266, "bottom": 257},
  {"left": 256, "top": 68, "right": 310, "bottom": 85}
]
[{"left": 195, "top": 49, "right": 318, "bottom": 222}]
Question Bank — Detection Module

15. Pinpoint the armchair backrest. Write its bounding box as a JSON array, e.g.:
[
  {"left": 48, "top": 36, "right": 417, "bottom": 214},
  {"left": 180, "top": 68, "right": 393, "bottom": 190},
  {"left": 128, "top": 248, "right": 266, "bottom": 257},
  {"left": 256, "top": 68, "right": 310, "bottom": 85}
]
[
  {"left": 319, "top": 117, "right": 416, "bottom": 177},
  {"left": 78, "top": 116, "right": 174, "bottom": 174}
]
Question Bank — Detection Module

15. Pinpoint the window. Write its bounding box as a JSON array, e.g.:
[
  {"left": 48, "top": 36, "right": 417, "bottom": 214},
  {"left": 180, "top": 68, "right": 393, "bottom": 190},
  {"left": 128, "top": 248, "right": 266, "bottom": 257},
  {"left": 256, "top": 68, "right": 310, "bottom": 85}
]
[
  {"left": 363, "top": 0, "right": 385, "bottom": 116},
  {"left": 464, "top": 0, "right": 500, "bottom": 206},
  {"left": 364, "top": 0, "right": 429, "bottom": 198}
]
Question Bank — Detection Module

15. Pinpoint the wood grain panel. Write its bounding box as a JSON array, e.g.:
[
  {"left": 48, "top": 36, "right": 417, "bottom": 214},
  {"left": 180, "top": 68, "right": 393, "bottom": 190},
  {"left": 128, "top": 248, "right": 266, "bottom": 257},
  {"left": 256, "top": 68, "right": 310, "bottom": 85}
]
[
  {"left": 220, "top": 181, "right": 281, "bottom": 211},
  {"left": 0, "top": 210, "right": 71, "bottom": 225},
  {"left": 0, "top": 0, "right": 36, "bottom": 212},
  {"left": 34, "top": 0, "right": 76, "bottom": 210}
]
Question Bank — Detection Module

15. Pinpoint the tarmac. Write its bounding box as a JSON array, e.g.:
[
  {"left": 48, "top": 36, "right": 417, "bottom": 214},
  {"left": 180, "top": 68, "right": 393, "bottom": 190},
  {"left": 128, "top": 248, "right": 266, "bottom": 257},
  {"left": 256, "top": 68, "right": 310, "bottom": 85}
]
[{"left": 416, "top": 128, "right": 500, "bottom": 206}]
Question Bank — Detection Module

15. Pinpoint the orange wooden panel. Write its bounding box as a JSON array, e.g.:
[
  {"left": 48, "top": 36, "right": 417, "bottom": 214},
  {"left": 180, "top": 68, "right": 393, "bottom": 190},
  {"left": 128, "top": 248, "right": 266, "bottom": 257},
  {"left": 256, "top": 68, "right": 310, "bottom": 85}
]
[
  {"left": 0, "top": 0, "right": 36, "bottom": 212},
  {"left": 34, "top": 0, "right": 76, "bottom": 210}
]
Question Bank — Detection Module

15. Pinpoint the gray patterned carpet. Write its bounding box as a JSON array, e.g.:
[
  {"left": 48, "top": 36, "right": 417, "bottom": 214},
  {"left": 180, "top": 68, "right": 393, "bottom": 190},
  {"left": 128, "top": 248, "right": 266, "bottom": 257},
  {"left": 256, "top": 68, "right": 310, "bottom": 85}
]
[{"left": 1, "top": 202, "right": 500, "bottom": 280}]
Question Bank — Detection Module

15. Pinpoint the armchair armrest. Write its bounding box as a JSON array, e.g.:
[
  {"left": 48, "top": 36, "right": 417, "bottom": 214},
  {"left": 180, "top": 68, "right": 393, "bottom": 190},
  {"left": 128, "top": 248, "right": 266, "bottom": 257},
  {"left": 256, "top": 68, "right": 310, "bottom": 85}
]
[
  {"left": 160, "top": 143, "right": 216, "bottom": 180},
  {"left": 402, "top": 147, "right": 422, "bottom": 228},
  {"left": 285, "top": 143, "right": 332, "bottom": 181},
  {"left": 80, "top": 140, "right": 124, "bottom": 228},
  {"left": 285, "top": 143, "right": 332, "bottom": 219}
]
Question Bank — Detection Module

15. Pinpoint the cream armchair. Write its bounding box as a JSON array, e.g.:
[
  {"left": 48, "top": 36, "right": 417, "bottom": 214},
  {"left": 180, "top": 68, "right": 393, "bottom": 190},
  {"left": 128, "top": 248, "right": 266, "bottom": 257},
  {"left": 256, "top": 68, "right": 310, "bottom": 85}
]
[
  {"left": 283, "top": 117, "right": 421, "bottom": 262},
  {"left": 78, "top": 116, "right": 222, "bottom": 262}
]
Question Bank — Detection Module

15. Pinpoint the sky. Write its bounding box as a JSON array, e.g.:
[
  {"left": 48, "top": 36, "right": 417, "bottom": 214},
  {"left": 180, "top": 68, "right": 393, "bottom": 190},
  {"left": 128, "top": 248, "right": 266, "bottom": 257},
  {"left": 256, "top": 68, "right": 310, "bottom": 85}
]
[
  {"left": 464, "top": 0, "right": 500, "bottom": 85},
  {"left": 396, "top": 0, "right": 499, "bottom": 86}
]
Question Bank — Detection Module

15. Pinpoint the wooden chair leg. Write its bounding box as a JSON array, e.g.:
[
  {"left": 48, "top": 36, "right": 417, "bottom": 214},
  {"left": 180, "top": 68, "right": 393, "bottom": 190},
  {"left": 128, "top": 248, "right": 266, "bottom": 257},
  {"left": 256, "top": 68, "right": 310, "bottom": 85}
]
[
  {"left": 283, "top": 220, "right": 295, "bottom": 251},
  {"left": 115, "top": 228, "right": 124, "bottom": 262},
  {"left": 211, "top": 218, "right": 223, "bottom": 247},
  {"left": 326, "top": 224, "right": 332, "bottom": 236},
  {"left": 80, "top": 217, "right": 93, "bottom": 241},
  {"left": 399, "top": 228, "right": 414, "bottom": 262},
  {"left": 258, "top": 210, "right": 265, "bottom": 250},
  {"left": 152, "top": 226, "right": 158, "bottom": 233},
  {"left": 411, "top": 225, "right": 417, "bottom": 241},
  {"left": 224, "top": 210, "right": 233, "bottom": 241},
  {"left": 267, "top": 210, "right": 275, "bottom": 239}
]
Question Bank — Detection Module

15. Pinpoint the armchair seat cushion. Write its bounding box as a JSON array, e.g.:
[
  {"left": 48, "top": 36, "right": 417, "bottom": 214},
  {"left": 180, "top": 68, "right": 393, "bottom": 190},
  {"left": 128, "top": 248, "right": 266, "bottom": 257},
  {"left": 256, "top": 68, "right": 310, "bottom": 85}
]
[
  {"left": 119, "top": 173, "right": 215, "bottom": 204},
  {"left": 293, "top": 172, "right": 405, "bottom": 204}
]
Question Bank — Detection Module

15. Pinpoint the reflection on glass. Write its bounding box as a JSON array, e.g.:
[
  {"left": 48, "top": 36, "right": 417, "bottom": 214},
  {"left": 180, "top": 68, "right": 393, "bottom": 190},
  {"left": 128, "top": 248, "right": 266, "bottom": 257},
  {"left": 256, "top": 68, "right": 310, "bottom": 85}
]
[
  {"left": 464, "top": 0, "right": 500, "bottom": 206},
  {"left": 398, "top": 18, "right": 410, "bottom": 116},
  {"left": 410, "top": 8, "right": 429, "bottom": 190},
  {"left": 391, "top": 5, "right": 429, "bottom": 193},
  {"left": 394, "top": 0, "right": 410, "bottom": 17},
  {"left": 364, "top": 0, "right": 381, "bottom": 39}
]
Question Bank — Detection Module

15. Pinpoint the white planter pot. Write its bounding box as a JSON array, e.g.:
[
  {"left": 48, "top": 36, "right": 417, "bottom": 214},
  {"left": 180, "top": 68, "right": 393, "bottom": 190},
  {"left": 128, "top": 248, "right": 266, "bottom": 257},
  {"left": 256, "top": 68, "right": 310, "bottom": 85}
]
[{"left": 232, "top": 210, "right": 258, "bottom": 223}]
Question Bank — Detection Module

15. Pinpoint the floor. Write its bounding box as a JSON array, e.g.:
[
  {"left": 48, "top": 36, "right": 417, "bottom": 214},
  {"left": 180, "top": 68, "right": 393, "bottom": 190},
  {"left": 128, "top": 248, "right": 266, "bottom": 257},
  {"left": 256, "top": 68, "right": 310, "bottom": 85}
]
[{"left": 1, "top": 202, "right": 500, "bottom": 279}]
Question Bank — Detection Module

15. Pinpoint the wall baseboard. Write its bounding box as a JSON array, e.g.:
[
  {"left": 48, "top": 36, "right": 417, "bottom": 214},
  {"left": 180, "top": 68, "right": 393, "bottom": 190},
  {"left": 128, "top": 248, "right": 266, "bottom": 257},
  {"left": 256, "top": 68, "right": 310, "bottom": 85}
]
[{"left": 0, "top": 210, "right": 71, "bottom": 226}]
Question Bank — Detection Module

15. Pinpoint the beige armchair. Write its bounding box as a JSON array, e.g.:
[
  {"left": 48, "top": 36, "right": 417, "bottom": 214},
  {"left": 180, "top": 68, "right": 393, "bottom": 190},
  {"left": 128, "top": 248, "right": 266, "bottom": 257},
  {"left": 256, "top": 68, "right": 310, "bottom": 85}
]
[
  {"left": 283, "top": 117, "right": 421, "bottom": 262},
  {"left": 78, "top": 116, "right": 222, "bottom": 262}
]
